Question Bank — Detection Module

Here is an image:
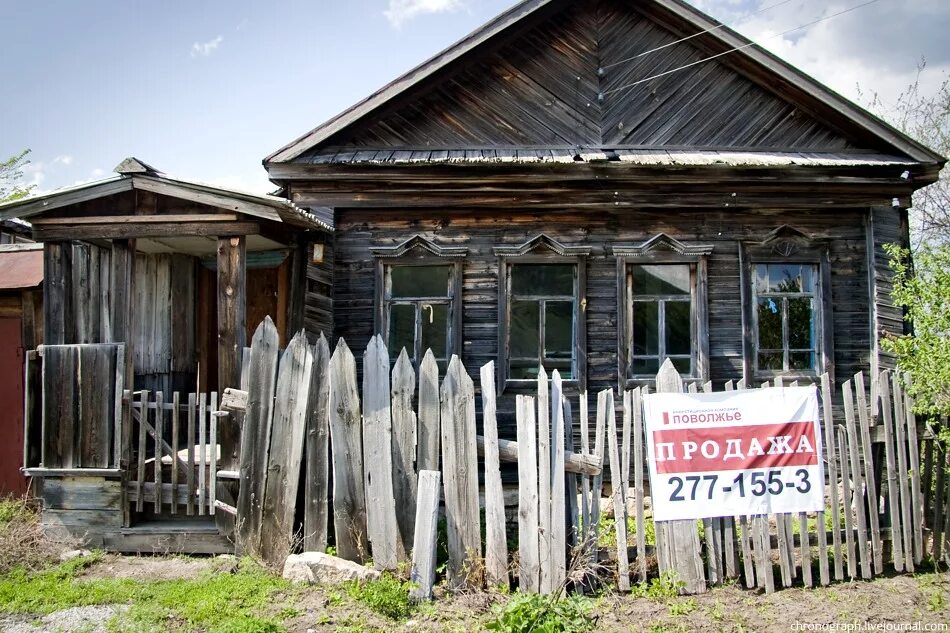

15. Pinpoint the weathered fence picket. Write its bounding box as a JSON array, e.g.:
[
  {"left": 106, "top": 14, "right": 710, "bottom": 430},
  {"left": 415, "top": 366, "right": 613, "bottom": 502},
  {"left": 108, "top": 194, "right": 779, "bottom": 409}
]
[
  {"left": 480, "top": 361, "right": 508, "bottom": 589},
  {"left": 303, "top": 334, "right": 330, "bottom": 553},
  {"left": 537, "top": 367, "right": 552, "bottom": 594},
  {"left": 391, "top": 349, "right": 418, "bottom": 561},
  {"left": 409, "top": 470, "right": 442, "bottom": 602},
  {"left": 440, "top": 356, "right": 480, "bottom": 588},
  {"left": 328, "top": 339, "right": 369, "bottom": 563},
  {"left": 516, "top": 394, "right": 540, "bottom": 592}
]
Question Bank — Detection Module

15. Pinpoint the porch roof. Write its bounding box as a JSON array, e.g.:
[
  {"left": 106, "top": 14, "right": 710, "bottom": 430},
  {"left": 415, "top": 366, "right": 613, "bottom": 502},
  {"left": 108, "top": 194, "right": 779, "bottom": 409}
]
[
  {"left": 0, "top": 244, "right": 44, "bottom": 290},
  {"left": 0, "top": 158, "right": 332, "bottom": 233}
]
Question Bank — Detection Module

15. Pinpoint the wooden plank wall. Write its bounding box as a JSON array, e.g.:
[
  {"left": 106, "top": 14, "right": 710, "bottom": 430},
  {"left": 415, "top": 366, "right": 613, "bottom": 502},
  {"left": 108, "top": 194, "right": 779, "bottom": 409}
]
[
  {"left": 330, "top": 207, "right": 872, "bottom": 439},
  {"left": 321, "top": 0, "right": 856, "bottom": 153},
  {"left": 132, "top": 253, "right": 197, "bottom": 393},
  {"left": 305, "top": 242, "right": 334, "bottom": 339}
]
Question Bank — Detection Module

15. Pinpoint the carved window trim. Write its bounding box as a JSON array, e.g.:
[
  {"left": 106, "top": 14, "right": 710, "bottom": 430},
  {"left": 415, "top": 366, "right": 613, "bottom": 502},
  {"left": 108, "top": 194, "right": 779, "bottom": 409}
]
[
  {"left": 496, "top": 234, "right": 588, "bottom": 392},
  {"left": 611, "top": 235, "right": 712, "bottom": 386},
  {"left": 372, "top": 236, "right": 465, "bottom": 364},
  {"left": 739, "top": 226, "right": 835, "bottom": 384}
]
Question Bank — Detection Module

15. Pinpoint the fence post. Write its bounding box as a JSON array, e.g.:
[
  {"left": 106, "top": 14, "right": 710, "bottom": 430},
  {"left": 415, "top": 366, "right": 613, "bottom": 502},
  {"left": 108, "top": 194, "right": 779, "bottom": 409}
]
[{"left": 652, "top": 359, "right": 707, "bottom": 594}]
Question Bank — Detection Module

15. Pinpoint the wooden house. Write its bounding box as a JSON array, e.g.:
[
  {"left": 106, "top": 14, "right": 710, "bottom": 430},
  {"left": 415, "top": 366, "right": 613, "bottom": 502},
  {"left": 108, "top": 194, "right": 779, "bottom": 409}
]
[
  {"left": 265, "top": 0, "right": 944, "bottom": 438},
  {"left": 0, "top": 0, "right": 944, "bottom": 555},
  {"left": 0, "top": 158, "right": 331, "bottom": 551}
]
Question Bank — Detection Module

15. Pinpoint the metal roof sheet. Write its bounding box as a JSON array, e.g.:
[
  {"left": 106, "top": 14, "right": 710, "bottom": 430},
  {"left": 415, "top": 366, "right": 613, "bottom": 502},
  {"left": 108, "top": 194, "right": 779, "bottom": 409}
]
[{"left": 0, "top": 247, "right": 43, "bottom": 290}]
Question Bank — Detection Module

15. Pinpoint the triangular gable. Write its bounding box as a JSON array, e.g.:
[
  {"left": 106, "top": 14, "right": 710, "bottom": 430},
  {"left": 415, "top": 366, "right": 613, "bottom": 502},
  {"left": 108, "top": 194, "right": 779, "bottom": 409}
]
[{"left": 267, "top": 0, "right": 942, "bottom": 165}]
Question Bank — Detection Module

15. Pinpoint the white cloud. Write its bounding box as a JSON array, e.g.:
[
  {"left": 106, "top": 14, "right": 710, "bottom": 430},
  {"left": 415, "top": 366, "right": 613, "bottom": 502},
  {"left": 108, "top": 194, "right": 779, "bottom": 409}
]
[
  {"left": 91, "top": 168, "right": 105, "bottom": 177},
  {"left": 190, "top": 35, "right": 223, "bottom": 58},
  {"left": 384, "top": 0, "right": 465, "bottom": 29},
  {"left": 692, "top": 1, "right": 950, "bottom": 116},
  {"left": 52, "top": 155, "right": 72, "bottom": 165}
]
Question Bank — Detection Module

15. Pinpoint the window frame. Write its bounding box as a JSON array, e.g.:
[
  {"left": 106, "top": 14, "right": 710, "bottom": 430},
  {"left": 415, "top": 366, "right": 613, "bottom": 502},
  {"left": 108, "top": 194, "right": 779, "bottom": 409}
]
[
  {"left": 613, "top": 237, "right": 712, "bottom": 388},
  {"left": 496, "top": 235, "right": 589, "bottom": 392},
  {"left": 739, "top": 227, "right": 834, "bottom": 384},
  {"left": 371, "top": 237, "right": 465, "bottom": 366}
]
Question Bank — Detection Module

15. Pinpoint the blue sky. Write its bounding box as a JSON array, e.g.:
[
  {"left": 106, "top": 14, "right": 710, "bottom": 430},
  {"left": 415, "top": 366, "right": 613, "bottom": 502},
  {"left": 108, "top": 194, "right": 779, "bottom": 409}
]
[{"left": 2, "top": 0, "right": 948, "bottom": 194}]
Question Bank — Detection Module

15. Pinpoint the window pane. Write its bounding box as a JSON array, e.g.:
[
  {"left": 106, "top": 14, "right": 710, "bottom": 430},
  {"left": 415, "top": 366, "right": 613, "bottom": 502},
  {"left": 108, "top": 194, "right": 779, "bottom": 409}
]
[
  {"left": 632, "top": 301, "right": 659, "bottom": 356},
  {"left": 758, "top": 351, "right": 783, "bottom": 370},
  {"left": 420, "top": 303, "right": 448, "bottom": 359},
  {"left": 757, "top": 298, "right": 783, "bottom": 350},
  {"left": 767, "top": 264, "right": 805, "bottom": 293},
  {"left": 545, "top": 359, "right": 573, "bottom": 380},
  {"left": 790, "top": 351, "right": 815, "bottom": 370},
  {"left": 391, "top": 265, "right": 451, "bottom": 298},
  {"left": 510, "top": 300, "right": 540, "bottom": 359},
  {"left": 755, "top": 264, "right": 770, "bottom": 293},
  {"left": 671, "top": 357, "right": 692, "bottom": 375},
  {"left": 631, "top": 357, "right": 659, "bottom": 376},
  {"left": 787, "top": 297, "right": 814, "bottom": 350},
  {"left": 632, "top": 264, "right": 690, "bottom": 296},
  {"left": 799, "top": 266, "right": 815, "bottom": 293},
  {"left": 388, "top": 304, "right": 415, "bottom": 357},
  {"left": 665, "top": 300, "right": 691, "bottom": 356},
  {"left": 510, "top": 360, "right": 540, "bottom": 380},
  {"left": 544, "top": 301, "right": 573, "bottom": 359},
  {"left": 511, "top": 264, "right": 573, "bottom": 296}
]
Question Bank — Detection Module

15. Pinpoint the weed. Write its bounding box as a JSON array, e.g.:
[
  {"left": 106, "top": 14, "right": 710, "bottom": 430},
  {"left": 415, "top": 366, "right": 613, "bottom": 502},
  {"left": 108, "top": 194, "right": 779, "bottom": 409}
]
[
  {"left": 927, "top": 589, "right": 945, "bottom": 612},
  {"left": 630, "top": 572, "right": 685, "bottom": 601},
  {"left": 667, "top": 598, "right": 696, "bottom": 617},
  {"left": 346, "top": 574, "right": 416, "bottom": 620},
  {"left": 708, "top": 600, "right": 725, "bottom": 622},
  {"left": 0, "top": 497, "right": 59, "bottom": 574},
  {"left": 486, "top": 591, "right": 595, "bottom": 633}
]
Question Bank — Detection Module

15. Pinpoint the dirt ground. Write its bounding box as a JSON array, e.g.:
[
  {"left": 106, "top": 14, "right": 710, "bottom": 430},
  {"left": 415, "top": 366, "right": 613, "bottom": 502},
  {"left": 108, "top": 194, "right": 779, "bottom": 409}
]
[
  {"left": 278, "top": 565, "right": 950, "bottom": 633},
  {"left": 7, "top": 553, "right": 950, "bottom": 632}
]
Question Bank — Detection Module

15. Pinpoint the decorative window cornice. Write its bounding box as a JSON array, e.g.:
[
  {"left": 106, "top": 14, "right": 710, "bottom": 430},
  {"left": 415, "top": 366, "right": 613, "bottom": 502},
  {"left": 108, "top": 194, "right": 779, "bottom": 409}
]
[
  {"left": 369, "top": 234, "right": 468, "bottom": 258},
  {"left": 610, "top": 233, "right": 713, "bottom": 257},
  {"left": 493, "top": 233, "right": 591, "bottom": 257},
  {"left": 757, "top": 225, "right": 825, "bottom": 258}
]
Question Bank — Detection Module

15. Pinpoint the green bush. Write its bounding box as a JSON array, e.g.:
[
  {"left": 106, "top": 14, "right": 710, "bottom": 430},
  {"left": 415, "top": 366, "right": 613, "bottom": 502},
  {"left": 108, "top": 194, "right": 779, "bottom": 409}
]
[
  {"left": 486, "top": 592, "right": 595, "bottom": 633},
  {"left": 346, "top": 574, "right": 415, "bottom": 620}
]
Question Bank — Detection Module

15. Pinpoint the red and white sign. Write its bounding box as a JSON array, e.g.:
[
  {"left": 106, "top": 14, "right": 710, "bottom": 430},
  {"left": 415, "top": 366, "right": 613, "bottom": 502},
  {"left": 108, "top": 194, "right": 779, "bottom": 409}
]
[{"left": 643, "top": 387, "right": 824, "bottom": 521}]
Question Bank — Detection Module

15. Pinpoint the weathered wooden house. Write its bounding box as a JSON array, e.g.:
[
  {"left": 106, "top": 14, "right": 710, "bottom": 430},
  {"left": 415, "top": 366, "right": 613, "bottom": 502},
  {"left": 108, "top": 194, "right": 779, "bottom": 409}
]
[
  {"left": 265, "top": 0, "right": 943, "bottom": 433},
  {"left": 0, "top": 0, "right": 944, "bottom": 554}
]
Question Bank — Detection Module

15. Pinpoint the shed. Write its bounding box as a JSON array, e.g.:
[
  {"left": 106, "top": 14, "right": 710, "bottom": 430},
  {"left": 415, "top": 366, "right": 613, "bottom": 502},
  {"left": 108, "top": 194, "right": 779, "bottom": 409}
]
[
  {"left": 0, "top": 158, "right": 331, "bottom": 550},
  {"left": 0, "top": 243, "right": 43, "bottom": 495}
]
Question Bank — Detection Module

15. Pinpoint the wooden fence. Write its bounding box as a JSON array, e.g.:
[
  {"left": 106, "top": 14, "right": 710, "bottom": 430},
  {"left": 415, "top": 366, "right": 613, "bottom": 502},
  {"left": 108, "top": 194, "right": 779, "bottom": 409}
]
[
  {"left": 232, "top": 317, "right": 950, "bottom": 596},
  {"left": 123, "top": 389, "right": 227, "bottom": 517}
]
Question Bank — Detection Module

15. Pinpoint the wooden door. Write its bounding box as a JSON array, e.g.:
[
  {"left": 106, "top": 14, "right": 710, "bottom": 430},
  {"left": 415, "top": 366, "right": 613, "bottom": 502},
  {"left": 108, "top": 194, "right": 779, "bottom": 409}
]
[{"left": 0, "top": 317, "right": 26, "bottom": 495}]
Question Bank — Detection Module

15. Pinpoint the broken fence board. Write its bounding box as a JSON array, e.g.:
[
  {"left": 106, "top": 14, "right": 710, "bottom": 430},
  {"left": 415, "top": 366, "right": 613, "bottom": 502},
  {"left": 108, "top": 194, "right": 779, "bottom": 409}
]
[
  {"left": 537, "top": 367, "right": 552, "bottom": 594},
  {"left": 549, "top": 370, "right": 567, "bottom": 591},
  {"left": 417, "top": 350, "right": 440, "bottom": 473},
  {"left": 605, "top": 389, "right": 630, "bottom": 592},
  {"left": 409, "top": 470, "right": 442, "bottom": 602}
]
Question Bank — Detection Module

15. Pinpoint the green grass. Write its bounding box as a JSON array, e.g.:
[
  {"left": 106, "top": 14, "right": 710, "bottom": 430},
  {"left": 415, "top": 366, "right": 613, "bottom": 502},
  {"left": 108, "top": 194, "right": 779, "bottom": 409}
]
[
  {"left": 345, "top": 574, "right": 416, "bottom": 621},
  {"left": 486, "top": 592, "right": 595, "bottom": 633},
  {"left": 0, "top": 556, "right": 293, "bottom": 633}
]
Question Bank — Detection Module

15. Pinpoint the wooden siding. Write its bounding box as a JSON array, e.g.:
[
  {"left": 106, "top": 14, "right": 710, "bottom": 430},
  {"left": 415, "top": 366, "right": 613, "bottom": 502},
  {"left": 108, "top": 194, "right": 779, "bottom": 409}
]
[
  {"left": 311, "top": 0, "right": 864, "bottom": 155},
  {"left": 305, "top": 243, "right": 334, "bottom": 340},
  {"left": 331, "top": 207, "right": 873, "bottom": 437},
  {"left": 869, "top": 206, "right": 907, "bottom": 371}
]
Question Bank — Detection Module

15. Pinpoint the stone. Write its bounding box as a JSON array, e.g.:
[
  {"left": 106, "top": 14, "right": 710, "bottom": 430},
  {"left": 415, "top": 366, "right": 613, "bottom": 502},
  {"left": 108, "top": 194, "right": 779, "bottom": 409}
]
[
  {"left": 59, "top": 549, "right": 92, "bottom": 562},
  {"left": 281, "top": 552, "right": 381, "bottom": 585}
]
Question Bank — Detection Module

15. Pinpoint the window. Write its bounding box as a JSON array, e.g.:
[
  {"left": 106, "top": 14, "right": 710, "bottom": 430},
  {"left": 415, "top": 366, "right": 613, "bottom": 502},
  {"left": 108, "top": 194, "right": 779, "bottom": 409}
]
[
  {"left": 627, "top": 264, "right": 694, "bottom": 377},
  {"left": 612, "top": 234, "right": 712, "bottom": 385},
  {"left": 753, "top": 263, "right": 817, "bottom": 372},
  {"left": 508, "top": 263, "right": 576, "bottom": 379},
  {"left": 739, "top": 225, "right": 833, "bottom": 383},
  {"left": 382, "top": 264, "right": 455, "bottom": 365}
]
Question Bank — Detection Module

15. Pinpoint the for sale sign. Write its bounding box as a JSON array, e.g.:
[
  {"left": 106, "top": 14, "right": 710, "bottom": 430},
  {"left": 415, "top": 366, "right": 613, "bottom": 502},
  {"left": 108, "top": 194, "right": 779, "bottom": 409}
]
[{"left": 642, "top": 387, "right": 824, "bottom": 521}]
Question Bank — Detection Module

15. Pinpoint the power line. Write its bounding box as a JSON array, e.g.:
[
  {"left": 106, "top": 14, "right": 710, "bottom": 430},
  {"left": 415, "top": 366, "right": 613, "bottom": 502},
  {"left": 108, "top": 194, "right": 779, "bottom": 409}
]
[
  {"left": 601, "top": 0, "right": 883, "bottom": 98},
  {"left": 600, "top": 0, "right": 796, "bottom": 72}
]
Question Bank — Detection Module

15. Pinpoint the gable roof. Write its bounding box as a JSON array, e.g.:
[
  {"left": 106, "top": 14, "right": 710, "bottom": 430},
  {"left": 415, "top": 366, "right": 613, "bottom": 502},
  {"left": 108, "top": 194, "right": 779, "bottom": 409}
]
[
  {"left": 0, "top": 159, "right": 332, "bottom": 232},
  {"left": 266, "top": 0, "right": 944, "bottom": 166}
]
